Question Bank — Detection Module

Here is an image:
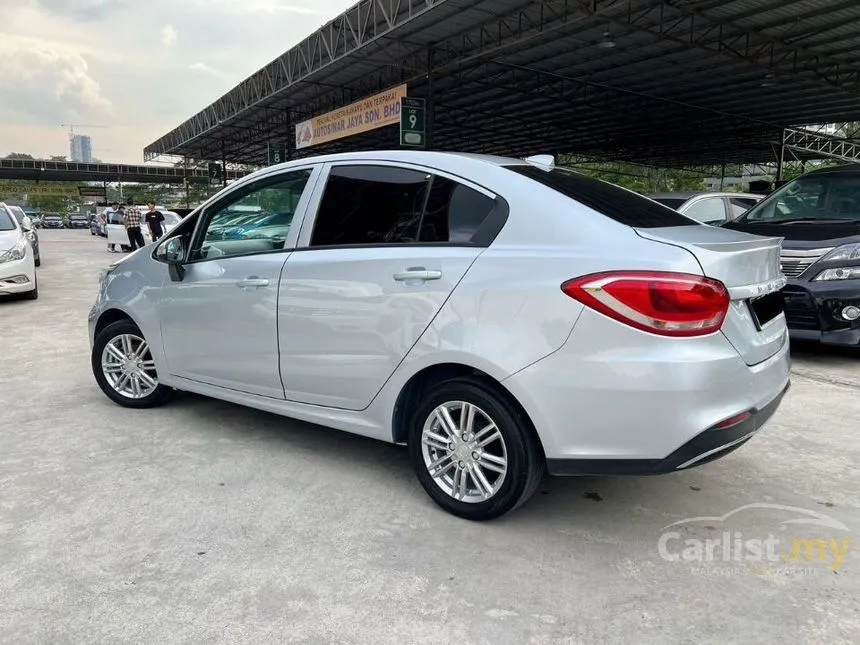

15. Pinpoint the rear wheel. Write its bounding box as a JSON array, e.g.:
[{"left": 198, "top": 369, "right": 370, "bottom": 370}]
[
  {"left": 92, "top": 319, "right": 172, "bottom": 408},
  {"left": 408, "top": 377, "right": 544, "bottom": 520}
]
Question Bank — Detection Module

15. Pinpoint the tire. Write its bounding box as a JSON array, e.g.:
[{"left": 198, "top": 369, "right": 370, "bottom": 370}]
[
  {"left": 92, "top": 319, "right": 173, "bottom": 408},
  {"left": 23, "top": 276, "right": 38, "bottom": 300},
  {"left": 34, "top": 255, "right": 41, "bottom": 267},
  {"left": 407, "top": 376, "right": 544, "bottom": 520}
]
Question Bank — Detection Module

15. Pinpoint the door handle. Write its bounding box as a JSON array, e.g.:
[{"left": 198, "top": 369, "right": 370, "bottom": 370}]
[
  {"left": 236, "top": 277, "right": 270, "bottom": 288},
  {"left": 393, "top": 268, "right": 442, "bottom": 282}
]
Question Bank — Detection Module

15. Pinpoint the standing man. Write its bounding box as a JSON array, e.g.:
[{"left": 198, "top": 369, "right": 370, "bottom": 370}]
[
  {"left": 123, "top": 198, "right": 146, "bottom": 251},
  {"left": 144, "top": 202, "right": 165, "bottom": 242}
]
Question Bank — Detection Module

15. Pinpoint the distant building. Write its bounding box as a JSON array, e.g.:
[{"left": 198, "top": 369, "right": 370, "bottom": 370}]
[{"left": 70, "top": 135, "right": 93, "bottom": 162}]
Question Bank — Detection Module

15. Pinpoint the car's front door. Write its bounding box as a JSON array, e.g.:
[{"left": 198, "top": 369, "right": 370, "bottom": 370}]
[
  {"left": 157, "top": 167, "right": 318, "bottom": 398},
  {"left": 278, "top": 162, "right": 506, "bottom": 410}
]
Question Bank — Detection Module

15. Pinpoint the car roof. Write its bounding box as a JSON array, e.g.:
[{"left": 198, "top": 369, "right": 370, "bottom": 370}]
[
  {"left": 647, "top": 192, "right": 762, "bottom": 199},
  {"left": 647, "top": 192, "right": 696, "bottom": 199},
  {"left": 805, "top": 163, "right": 860, "bottom": 176}
]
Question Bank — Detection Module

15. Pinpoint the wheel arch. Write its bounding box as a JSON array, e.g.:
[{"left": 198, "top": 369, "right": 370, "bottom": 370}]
[
  {"left": 391, "top": 362, "right": 545, "bottom": 457},
  {"left": 94, "top": 307, "right": 139, "bottom": 338}
]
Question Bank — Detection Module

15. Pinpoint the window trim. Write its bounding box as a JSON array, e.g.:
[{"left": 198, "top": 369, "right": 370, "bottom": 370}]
[
  {"left": 181, "top": 165, "right": 321, "bottom": 265},
  {"left": 294, "top": 160, "right": 509, "bottom": 251}
]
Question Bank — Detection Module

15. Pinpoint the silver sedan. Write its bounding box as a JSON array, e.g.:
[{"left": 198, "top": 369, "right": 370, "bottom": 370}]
[{"left": 89, "top": 151, "right": 790, "bottom": 520}]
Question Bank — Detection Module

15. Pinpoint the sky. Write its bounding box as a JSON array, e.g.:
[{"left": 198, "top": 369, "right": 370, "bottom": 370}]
[{"left": 0, "top": 0, "right": 354, "bottom": 163}]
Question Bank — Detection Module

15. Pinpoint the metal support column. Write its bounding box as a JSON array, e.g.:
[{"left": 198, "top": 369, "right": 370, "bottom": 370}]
[
  {"left": 183, "top": 157, "right": 190, "bottom": 209},
  {"left": 286, "top": 112, "right": 294, "bottom": 161},
  {"left": 776, "top": 129, "right": 786, "bottom": 184},
  {"left": 220, "top": 141, "right": 227, "bottom": 188},
  {"left": 426, "top": 47, "right": 435, "bottom": 151}
]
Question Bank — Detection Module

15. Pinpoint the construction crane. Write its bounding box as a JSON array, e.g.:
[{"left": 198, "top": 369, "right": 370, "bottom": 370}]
[{"left": 60, "top": 123, "right": 109, "bottom": 140}]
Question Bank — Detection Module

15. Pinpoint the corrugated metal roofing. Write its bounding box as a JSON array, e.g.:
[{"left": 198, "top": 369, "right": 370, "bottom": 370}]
[{"left": 145, "top": 0, "right": 860, "bottom": 167}]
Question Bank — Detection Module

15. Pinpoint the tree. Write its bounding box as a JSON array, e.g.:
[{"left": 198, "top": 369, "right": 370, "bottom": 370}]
[
  {"left": 49, "top": 155, "right": 67, "bottom": 161},
  {"left": 28, "top": 194, "right": 74, "bottom": 213},
  {"left": 3, "top": 152, "right": 35, "bottom": 160}
]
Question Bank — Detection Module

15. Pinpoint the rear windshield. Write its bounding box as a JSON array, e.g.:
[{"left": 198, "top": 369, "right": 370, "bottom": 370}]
[
  {"left": 505, "top": 165, "right": 696, "bottom": 228},
  {"left": 650, "top": 197, "right": 687, "bottom": 210}
]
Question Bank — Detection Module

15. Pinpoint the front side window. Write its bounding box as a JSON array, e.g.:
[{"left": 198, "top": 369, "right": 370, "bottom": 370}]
[
  {"left": 191, "top": 169, "right": 312, "bottom": 260},
  {"left": 742, "top": 173, "right": 860, "bottom": 222},
  {"left": 683, "top": 197, "right": 727, "bottom": 223}
]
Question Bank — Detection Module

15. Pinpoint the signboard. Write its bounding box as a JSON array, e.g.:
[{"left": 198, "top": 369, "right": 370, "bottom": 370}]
[
  {"left": 267, "top": 143, "right": 287, "bottom": 165},
  {"left": 0, "top": 183, "right": 81, "bottom": 197},
  {"left": 208, "top": 162, "right": 222, "bottom": 185},
  {"left": 295, "top": 84, "right": 408, "bottom": 150},
  {"left": 78, "top": 186, "right": 107, "bottom": 197},
  {"left": 400, "top": 97, "right": 426, "bottom": 148}
]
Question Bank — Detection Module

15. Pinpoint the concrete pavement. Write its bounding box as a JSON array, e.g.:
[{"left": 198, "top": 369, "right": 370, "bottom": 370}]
[{"left": 0, "top": 229, "right": 858, "bottom": 644}]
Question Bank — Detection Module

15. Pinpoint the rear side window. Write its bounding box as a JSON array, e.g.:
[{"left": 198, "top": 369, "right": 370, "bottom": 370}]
[
  {"left": 310, "top": 165, "right": 506, "bottom": 246},
  {"left": 506, "top": 165, "right": 695, "bottom": 228},
  {"left": 729, "top": 197, "right": 758, "bottom": 218},
  {"left": 420, "top": 176, "right": 497, "bottom": 243},
  {"left": 311, "top": 165, "right": 430, "bottom": 246}
]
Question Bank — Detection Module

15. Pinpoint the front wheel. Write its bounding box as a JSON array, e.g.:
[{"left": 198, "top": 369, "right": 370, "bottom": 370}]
[
  {"left": 23, "top": 275, "right": 38, "bottom": 300},
  {"left": 92, "top": 319, "right": 173, "bottom": 408},
  {"left": 408, "top": 377, "right": 544, "bottom": 520}
]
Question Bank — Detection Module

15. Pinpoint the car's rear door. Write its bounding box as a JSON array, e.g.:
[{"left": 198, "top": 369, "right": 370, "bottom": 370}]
[{"left": 277, "top": 162, "right": 507, "bottom": 410}]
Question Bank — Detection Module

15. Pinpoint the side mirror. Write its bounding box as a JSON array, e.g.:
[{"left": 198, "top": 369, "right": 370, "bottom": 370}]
[{"left": 156, "top": 236, "right": 187, "bottom": 281}]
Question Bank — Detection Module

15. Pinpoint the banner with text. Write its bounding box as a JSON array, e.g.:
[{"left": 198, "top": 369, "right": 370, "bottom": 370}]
[
  {"left": 0, "top": 184, "right": 82, "bottom": 197},
  {"left": 295, "top": 84, "right": 407, "bottom": 150}
]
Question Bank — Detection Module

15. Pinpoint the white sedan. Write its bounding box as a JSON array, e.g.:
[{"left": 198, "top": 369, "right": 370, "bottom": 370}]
[
  {"left": 0, "top": 202, "right": 38, "bottom": 300},
  {"left": 142, "top": 210, "right": 182, "bottom": 245}
]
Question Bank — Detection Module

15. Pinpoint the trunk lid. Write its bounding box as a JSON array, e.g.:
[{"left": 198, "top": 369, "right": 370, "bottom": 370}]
[{"left": 635, "top": 225, "right": 787, "bottom": 366}]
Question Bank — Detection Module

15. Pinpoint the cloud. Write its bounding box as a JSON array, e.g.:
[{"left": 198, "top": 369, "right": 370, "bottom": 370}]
[
  {"left": 161, "top": 24, "right": 178, "bottom": 46},
  {"left": 196, "top": 0, "right": 324, "bottom": 14},
  {"left": 33, "top": 0, "right": 132, "bottom": 22},
  {"left": 0, "top": 35, "right": 113, "bottom": 116},
  {"left": 189, "top": 62, "right": 223, "bottom": 78}
]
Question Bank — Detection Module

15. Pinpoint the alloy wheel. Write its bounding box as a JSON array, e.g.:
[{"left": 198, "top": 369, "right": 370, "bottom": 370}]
[
  {"left": 100, "top": 333, "right": 158, "bottom": 399},
  {"left": 421, "top": 401, "right": 508, "bottom": 503}
]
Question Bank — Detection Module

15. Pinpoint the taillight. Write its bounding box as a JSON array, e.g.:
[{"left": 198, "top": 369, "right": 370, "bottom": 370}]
[{"left": 561, "top": 271, "right": 730, "bottom": 337}]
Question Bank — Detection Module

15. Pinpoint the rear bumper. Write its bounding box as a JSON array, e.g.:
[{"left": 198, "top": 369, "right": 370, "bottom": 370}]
[
  {"left": 783, "top": 280, "right": 860, "bottom": 345},
  {"left": 502, "top": 307, "right": 791, "bottom": 465},
  {"left": 547, "top": 382, "right": 789, "bottom": 475}
]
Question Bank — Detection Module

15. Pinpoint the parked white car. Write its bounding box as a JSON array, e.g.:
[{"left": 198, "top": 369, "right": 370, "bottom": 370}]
[
  {"left": 141, "top": 210, "right": 182, "bottom": 245},
  {"left": 89, "top": 152, "right": 790, "bottom": 520},
  {"left": 0, "top": 202, "right": 38, "bottom": 300},
  {"left": 647, "top": 192, "right": 763, "bottom": 225}
]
